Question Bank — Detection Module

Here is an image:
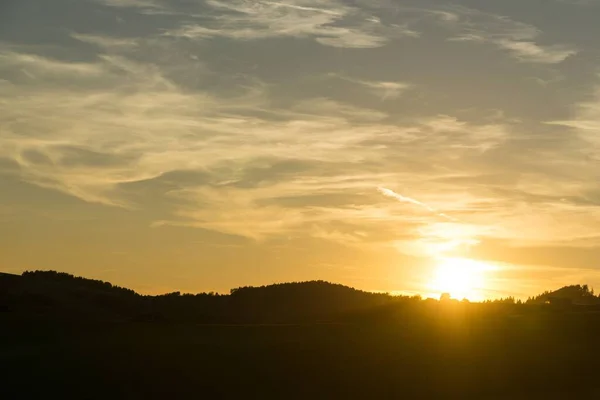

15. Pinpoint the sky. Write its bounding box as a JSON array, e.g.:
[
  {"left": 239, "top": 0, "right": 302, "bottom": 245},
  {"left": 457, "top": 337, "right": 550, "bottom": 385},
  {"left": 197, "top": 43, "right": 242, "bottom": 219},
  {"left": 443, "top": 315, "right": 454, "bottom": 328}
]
[{"left": 1, "top": 0, "right": 600, "bottom": 299}]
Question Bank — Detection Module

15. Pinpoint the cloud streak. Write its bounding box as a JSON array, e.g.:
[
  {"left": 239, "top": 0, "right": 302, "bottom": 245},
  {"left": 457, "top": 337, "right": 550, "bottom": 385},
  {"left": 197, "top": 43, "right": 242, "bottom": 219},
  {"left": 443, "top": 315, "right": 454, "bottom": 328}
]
[
  {"left": 445, "top": 6, "right": 577, "bottom": 63},
  {"left": 377, "top": 187, "right": 456, "bottom": 221},
  {"left": 548, "top": 75, "right": 600, "bottom": 158},
  {"left": 95, "top": 0, "right": 163, "bottom": 9},
  {"left": 330, "top": 73, "right": 411, "bottom": 100},
  {"left": 163, "top": 0, "right": 418, "bottom": 48}
]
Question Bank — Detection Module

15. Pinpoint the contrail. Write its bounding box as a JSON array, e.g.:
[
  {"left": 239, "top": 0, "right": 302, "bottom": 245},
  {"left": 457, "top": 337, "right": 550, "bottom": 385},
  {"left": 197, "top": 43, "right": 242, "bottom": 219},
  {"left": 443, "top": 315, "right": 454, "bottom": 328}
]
[
  {"left": 377, "top": 187, "right": 435, "bottom": 211},
  {"left": 377, "top": 187, "right": 456, "bottom": 221}
]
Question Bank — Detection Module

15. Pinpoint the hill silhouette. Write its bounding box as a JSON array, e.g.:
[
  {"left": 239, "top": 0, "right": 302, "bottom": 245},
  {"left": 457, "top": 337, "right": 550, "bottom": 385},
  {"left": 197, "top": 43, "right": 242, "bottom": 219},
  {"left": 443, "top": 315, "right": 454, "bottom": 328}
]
[
  {"left": 4, "top": 270, "right": 600, "bottom": 399},
  {"left": 1, "top": 271, "right": 400, "bottom": 323},
  {"left": 1, "top": 271, "right": 141, "bottom": 322},
  {"left": 526, "top": 284, "right": 599, "bottom": 306},
  {"left": 4, "top": 271, "right": 600, "bottom": 324}
]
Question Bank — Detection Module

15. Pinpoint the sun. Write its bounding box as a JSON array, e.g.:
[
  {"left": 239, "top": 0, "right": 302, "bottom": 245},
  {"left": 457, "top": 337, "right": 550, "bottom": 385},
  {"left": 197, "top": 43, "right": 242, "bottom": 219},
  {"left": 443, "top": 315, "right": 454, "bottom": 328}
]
[{"left": 430, "top": 257, "right": 495, "bottom": 301}]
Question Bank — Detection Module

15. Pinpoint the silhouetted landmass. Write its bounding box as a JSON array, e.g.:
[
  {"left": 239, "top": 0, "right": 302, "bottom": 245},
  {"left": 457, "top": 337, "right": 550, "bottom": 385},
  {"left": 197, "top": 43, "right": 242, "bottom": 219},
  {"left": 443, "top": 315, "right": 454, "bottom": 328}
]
[
  {"left": 2, "top": 270, "right": 600, "bottom": 399},
  {"left": 526, "top": 284, "right": 599, "bottom": 306},
  {"left": 1, "top": 271, "right": 139, "bottom": 321},
  {"left": 1, "top": 271, "right": 399, "bottom": 323}
]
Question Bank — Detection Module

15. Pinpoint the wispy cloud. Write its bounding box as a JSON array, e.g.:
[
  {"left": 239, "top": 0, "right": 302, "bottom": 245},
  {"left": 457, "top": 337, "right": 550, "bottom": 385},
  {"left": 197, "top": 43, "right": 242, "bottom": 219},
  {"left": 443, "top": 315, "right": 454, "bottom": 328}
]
[
  {"left": 330, "top": 73, "right": 411, "bottom": 100},
  {"left": 0, "top": 45, "right": 517, "bottom": 244},
  {"left": 445, "top": 6, "right": 577, "bottom": 63},
  {"left": 361, "top": 81, "right": 411, "bottom": 100},
  {"left": 378, "top": 187, "right": 435, "bottom": 210},
  {"left": 164, "top": 0, "right": 418, "bottom": 48},
  {"left": 548, "top": 76, "right": 600, "bottom": 156},
  {"left": 377, "top": 187, "right": 455, "bottom": 221},
  {"left": 7, "top": 39, "right": 592, "bottom": 259},
  {"left": 494, "top": 40, "right": 576, "bottom": 64},
  {"left": 71, "top": 33, "right": 139, "bottom": 49},
  {"left": 0, "top": 50, "right": 107, "bottom": 78},
  {"left": 95, "top": 0, "right": 163, "bottom": 9}
]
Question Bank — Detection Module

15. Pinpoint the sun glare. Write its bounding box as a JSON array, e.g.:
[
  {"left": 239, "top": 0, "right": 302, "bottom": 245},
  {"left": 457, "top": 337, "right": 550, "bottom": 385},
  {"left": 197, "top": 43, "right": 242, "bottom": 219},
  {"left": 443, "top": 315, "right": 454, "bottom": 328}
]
[{"left": 430, "top": 257, "right": 496, "bottom": 301}]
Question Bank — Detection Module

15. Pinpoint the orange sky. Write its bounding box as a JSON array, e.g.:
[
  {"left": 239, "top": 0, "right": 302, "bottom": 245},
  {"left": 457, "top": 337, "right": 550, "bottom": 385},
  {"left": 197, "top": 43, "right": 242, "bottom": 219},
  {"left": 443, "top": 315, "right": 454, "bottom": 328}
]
[{"left": 1, "top": 0, "right": 600, "bottom": 299}]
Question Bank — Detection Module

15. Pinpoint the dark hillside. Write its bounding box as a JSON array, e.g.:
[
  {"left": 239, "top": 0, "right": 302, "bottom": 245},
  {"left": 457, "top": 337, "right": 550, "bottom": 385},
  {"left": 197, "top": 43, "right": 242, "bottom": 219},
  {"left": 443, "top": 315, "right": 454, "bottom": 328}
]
[
  {"left": 527, "top": 284, "right": 599, "bottom": 305},
  {"left": 0, "top": 271, "right": 399, "bottom": 323},
  {"left": 3, "top": 271, "right": 600, "bottom": 399}
]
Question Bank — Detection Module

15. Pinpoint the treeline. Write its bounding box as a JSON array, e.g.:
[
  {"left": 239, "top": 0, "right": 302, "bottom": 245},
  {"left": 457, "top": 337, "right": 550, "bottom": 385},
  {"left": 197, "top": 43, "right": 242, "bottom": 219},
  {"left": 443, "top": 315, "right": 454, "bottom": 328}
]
[
  {"left": 526, "top": 284, "right": 599, "bottom": 305},
  {"left": 2, "top": 271, "right": 599, "bottom": 324},
  {"left": 477, "top": 285, "right": 600, "bottom": 306},
  {"left": 1, "top": 271, "right": 141, "bottom": 322},
  {"left": 0, "top": 271, "right": 402, "bottom": 323}
]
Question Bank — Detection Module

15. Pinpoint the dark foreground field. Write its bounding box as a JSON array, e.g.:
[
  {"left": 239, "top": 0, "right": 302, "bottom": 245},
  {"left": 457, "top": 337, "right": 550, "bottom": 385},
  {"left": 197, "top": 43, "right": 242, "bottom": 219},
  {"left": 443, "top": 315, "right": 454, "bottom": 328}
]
[
  {"left": 3, "top": 271, "right": 600, "bottom": 399},
  {"left": 3, "top": 312, "right": 600, "bottom": 399}
]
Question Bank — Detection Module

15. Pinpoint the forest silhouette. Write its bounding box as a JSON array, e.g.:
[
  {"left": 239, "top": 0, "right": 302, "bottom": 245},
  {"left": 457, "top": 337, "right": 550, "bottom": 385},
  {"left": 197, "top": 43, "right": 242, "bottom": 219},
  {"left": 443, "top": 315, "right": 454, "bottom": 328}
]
[{"left": 2, "top": 270, "right": 600, "bottom": 399}]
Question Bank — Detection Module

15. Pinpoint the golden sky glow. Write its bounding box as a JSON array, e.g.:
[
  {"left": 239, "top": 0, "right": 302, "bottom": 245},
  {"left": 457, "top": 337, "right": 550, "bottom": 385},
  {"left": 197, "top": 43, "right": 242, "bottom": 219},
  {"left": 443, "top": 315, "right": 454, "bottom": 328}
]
[
  {"left": 1, "top": 0, "right": 600, "bottom": 299},
  {"left": 428, "top": 257, "right": 497, "bottom": 301}
]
